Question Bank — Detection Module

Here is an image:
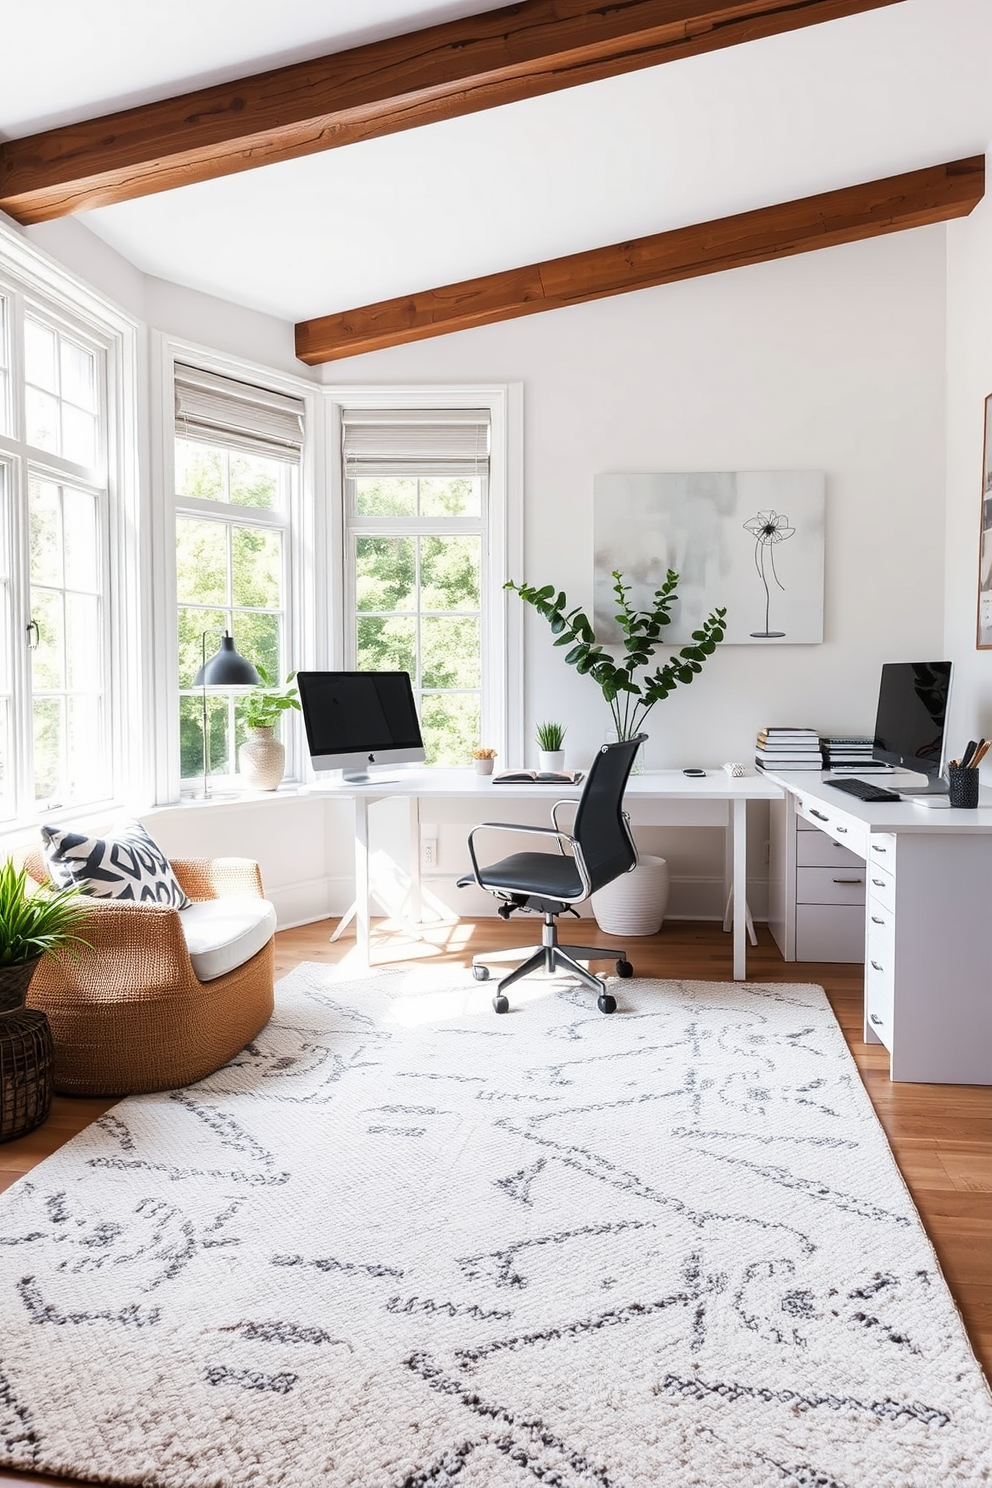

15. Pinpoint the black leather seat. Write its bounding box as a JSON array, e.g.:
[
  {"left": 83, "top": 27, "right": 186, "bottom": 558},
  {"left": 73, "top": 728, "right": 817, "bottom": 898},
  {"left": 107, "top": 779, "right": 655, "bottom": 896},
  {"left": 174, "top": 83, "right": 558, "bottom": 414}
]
[{"left": 457, "top": 734, "right": 645, "bottom": 1013}]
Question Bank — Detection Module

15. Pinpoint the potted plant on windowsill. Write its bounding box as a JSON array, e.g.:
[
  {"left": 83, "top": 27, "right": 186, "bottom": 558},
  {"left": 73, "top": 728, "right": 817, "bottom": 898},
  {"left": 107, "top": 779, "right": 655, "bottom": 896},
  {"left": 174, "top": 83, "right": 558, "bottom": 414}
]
[{"left": 240, "top": 669, "right": 301, "bottom": 791}]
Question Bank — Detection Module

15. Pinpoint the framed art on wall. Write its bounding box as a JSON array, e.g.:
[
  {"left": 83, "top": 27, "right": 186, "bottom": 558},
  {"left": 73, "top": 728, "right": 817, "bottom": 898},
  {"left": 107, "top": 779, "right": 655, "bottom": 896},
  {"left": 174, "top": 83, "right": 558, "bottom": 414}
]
[
  {"left": 593, "top": 470, "right": 825, "bottom": 646},
  {"left": 977, "top": 393, "right": 992, "bottom": 648}
]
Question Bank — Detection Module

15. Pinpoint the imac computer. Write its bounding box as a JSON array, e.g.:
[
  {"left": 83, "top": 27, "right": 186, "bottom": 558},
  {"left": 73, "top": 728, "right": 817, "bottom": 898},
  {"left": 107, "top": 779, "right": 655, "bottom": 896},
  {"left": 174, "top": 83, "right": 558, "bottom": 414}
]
[
  {"left": 871, "top": 660, "right": 953, "bottom": 796},
  {"left": 296, "top": 671, "right": 426, "bottom": 783}
]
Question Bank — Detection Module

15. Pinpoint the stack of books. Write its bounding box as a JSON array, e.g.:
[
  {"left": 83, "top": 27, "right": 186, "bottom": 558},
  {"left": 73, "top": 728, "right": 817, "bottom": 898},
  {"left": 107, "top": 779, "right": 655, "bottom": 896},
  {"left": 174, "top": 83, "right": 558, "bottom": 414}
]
[
  {"left": 819, "top": 736, "right": 886, "bottom": 771},
  {"left": 755, "top": 726, "right": 823, "bottom": 771}
]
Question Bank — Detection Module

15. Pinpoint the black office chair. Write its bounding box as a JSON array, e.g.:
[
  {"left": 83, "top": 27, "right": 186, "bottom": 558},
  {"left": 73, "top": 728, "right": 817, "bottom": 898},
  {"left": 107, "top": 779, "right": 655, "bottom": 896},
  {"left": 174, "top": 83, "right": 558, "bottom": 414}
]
[{"left": 457, "top": 734, "right": 646, "bottom": 1014}]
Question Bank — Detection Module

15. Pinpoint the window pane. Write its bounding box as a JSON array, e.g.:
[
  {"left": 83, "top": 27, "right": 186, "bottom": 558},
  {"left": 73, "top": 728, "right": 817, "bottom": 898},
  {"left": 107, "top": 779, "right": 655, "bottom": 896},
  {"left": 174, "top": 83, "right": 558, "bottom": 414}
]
[
  {"left": 229, "top": 452, "right": 281, "bottom": 511},
  {"left": 177, "top": 517, "right": 228, "bottom": 605},
  {"left": 60, "top": 339, "right": 96, "bottom": 411},
  {"left": 65, "top": 594, "right": 101, "bottom": 689},
  {"left": 33, "top": 697, "right": 62, "bottom": 803},
  {"left": 233, "top": 611, "right": 279, "bottom": 682},
  {"left": 66, "top": 695, "right": 104, "bottom": 800},
  {"left": 179, "top": 694, "right": 206, "bottom": 782},
  {"left": 62, "top": 403, "right": 97, "bottom": 467},
  {"left": 63, "top": 488, "right": 100, "bottom": 591},
  {"left": 356, "top": 536, "right": 415, "bottom": 612},
  {"left": 421, "top": 534, "right": 481, "bottom": 610},
  {"left": 204, "top": 694, "right": 231, "bottom": 778},
  {"left": 24, "top": 319, "right": 57, "bottom": 392},
  {"left": 178, "top": 606, "right": 228, "bottom": 688},
  {"left": 355, "top": 477, "right": 416, "bottom": 517},
  {"left": 232, "top": 526, "right": 281, "bottom": 609},
  {"left": 356, "top": 615, "right": 416, "bottom": 674},
  {"left": 29, "top": 478, "right": 62, "bottom": 586},
  {"left": 420, "top": 693, "right": 480, "bottom": 766},
  {"left": 25, "top": 385, "right": 59, "bottom": 454},
  {"left": 0, "top": 702, "right": 11, "bottom": 818},
  {"left": 419, "top": 476, "right": 481, "bottom": 517},
  {"left": 176, "top": 441, "right": 225, "bottom": 501},
  {"left": 422, "top": 616, "right": 480, "bottom": 689},
  {"left": 30, "top": 588, "right": 64, "bottom": 689}
]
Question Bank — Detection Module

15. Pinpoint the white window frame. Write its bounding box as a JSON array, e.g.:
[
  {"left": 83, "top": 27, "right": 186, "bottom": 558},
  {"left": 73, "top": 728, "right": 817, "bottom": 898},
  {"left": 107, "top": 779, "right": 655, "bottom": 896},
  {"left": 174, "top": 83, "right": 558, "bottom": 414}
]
[
  {"left": 323, "top": 384, "right": 523, "bottom": 768},
  {"left": 154, "top": 334, "right": 320, "bottom": 802},
  {"left": 0, "top": 219, "right": 140, "bottom": 835}
]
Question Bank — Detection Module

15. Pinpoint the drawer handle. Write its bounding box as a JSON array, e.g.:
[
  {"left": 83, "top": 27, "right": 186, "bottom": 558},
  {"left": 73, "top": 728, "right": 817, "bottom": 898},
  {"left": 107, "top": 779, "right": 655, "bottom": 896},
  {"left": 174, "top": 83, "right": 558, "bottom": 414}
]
[
  {"left": 810, "top": 809, "right": 828, "bottom": 821},
  {"left": 870, "top": 959, "right": 884, "bottom": 972},
  {"left": 836, "top": 825, "right": 848, "bottom": 834},
  {"left": 833, "top": 877, "right": 863, "bottom": 885},
  {"left": 871, "top": 915, "right": 885, "bottom": 924},
  {"left": 872, "top": 844, "right": 888, "bottom": 854},
  {"left": 869, "top": 1013, "right": 884, "bottom": 1027},
  {"left": 871, "top": 878, "right": 886, "bottom": 888}
]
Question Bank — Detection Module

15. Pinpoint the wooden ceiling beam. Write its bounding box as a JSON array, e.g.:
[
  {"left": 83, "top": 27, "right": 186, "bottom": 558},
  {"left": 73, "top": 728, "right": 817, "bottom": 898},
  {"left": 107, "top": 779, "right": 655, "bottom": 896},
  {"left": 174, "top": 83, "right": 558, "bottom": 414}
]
[
  {"left": 0, "top": 0, "right": 904, "bottom": 224},
  {"left": 294, "top": 155, "right": 984, "bottom": 363}
]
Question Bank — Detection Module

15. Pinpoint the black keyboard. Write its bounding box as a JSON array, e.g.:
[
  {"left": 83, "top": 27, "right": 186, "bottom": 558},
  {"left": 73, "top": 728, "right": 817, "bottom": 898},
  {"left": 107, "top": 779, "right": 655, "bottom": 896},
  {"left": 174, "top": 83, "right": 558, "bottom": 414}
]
[{"left": 826, "top": 777, "right": 902, "bottom": 803}]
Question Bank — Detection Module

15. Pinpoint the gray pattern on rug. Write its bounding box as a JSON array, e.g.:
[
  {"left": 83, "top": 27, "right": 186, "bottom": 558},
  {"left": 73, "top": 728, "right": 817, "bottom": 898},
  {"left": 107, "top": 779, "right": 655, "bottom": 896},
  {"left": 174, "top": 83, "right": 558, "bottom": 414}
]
[{"left": 1, "top": 968, "right": 990, "bottom": 1488}]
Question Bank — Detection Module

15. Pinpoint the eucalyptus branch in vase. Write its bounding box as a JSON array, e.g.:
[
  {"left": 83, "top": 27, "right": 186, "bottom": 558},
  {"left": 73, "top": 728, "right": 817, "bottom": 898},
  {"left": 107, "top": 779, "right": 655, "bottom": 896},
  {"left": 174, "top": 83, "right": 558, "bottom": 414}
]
[{"left": 505, "top": 569, "right": 727, "bottom": 742}]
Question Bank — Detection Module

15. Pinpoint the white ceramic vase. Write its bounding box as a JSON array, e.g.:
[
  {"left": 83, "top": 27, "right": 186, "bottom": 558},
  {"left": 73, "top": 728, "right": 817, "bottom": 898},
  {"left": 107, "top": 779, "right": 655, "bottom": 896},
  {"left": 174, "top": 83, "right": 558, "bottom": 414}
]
[
  {"left": 240, "top": 726, "right": 286, "bottom": 791},
  {"left": 538, "top": 750, "right": 565, "bottom": 773},
  {"left": 591, "top": 854, "right": 670, "bottom": 935},
  {"left": 473, "top": 757, "right": 495, "bottom": 775}
]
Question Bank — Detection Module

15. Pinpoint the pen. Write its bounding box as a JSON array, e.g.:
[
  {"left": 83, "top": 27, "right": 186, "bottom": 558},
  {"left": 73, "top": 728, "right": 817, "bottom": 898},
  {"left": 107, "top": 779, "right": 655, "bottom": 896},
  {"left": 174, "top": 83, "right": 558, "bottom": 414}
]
[
  {"left": 971, "top": 739, "right": 990, "bottom": 768},
  {"left": 961, "top": 739, "right": 979, "bottom": 768}
]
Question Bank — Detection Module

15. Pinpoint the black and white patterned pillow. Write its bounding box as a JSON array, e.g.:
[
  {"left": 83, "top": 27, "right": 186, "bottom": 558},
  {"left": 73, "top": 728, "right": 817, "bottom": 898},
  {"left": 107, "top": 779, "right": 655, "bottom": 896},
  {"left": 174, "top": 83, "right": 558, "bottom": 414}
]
[{"left": 40, "top": 821, "right": 191, "bottom": 908}]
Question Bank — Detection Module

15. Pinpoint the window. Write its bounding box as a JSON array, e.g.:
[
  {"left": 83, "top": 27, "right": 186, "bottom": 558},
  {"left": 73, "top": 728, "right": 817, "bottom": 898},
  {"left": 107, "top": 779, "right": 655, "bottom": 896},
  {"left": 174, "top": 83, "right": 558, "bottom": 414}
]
[
  {"left": 340, "top": 403, "right": 517, "bottom": 766},
  {"left": 174, "top": 365, "right": 304, "bottom": 790},
  {"left": 0, "top": 238, "right": 134, "bottom": 827}
]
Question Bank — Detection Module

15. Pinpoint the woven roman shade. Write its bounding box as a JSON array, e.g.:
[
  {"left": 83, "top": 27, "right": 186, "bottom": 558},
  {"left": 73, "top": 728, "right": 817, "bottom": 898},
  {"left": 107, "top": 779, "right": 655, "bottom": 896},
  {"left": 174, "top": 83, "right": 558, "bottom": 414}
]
[
  {"left": 341, "top": 407, "right": 490, "bottom": 479},
  {"left": 175, "top": 365, "right": 305, "bottom": 461}
]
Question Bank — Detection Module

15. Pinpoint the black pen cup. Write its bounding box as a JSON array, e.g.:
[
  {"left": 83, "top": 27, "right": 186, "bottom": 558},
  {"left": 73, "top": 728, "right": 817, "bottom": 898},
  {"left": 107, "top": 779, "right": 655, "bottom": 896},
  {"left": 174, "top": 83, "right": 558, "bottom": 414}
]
[{"left": 948, "top": 764, "right": 979, "bottom": 809}]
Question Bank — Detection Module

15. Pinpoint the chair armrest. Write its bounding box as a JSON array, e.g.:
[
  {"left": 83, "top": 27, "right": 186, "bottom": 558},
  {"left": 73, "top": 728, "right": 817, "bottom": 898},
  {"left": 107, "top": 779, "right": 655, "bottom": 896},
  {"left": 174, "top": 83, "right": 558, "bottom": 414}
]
[
  {"left": 29, "top": 900, "right": 198, "bottom": 1005},
  {"left": 170, "top": 857, "right": 264, "bottom": 901},
  {"left": 465, "top": 821, "right": 589, "bottom": 896}
]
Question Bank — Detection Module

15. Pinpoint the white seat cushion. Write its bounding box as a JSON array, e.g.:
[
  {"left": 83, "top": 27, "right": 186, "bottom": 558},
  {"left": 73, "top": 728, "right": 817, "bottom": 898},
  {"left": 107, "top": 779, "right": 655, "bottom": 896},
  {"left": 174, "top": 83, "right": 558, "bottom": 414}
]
[{"left": 178, "top": 896, "right": 277, "bottom": 982}]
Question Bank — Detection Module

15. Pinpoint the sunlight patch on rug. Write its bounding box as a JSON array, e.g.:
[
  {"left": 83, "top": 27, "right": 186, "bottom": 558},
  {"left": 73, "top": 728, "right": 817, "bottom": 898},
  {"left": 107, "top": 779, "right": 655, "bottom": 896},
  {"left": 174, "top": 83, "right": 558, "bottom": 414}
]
[{"left": 1, "top": 966, "right": 990, "bottom": 1488}]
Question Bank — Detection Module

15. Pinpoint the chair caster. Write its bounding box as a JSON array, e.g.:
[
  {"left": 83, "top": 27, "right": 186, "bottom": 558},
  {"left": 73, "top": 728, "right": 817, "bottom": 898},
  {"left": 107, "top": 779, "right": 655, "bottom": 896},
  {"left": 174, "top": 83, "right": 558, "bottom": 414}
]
[
  {"left": 597, "top": 993, "right": 617, "bottom": 1014},
  {"left": 472, "top": 965, "right": 490, "bottom": 981},
  {"left": 616, "top": 959, "right": 634, "bottom": 978},
  {"left": 493, "top": 994, "right": 510, "bottom": 1014}
]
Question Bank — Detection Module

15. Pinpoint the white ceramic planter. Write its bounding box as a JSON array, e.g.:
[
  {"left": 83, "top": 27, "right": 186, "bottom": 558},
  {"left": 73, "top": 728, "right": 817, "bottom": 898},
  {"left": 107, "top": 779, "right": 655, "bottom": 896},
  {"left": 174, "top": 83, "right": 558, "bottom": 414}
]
[
  {"left": 240, "top": 726, "right": 286, "bottom": 791},
  {"left": 538, "top": 750, "right": 565, "bottom": 773},
  {"left": 591, "top": 854, "right": 670, "bottom": 935}
]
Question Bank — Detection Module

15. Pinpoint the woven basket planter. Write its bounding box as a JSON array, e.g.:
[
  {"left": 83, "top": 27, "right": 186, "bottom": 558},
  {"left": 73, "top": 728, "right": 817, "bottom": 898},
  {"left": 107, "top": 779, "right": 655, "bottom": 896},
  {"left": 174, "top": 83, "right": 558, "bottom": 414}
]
[{"left": 0, "top": 1007, "right": 54, "bottom": 1142}]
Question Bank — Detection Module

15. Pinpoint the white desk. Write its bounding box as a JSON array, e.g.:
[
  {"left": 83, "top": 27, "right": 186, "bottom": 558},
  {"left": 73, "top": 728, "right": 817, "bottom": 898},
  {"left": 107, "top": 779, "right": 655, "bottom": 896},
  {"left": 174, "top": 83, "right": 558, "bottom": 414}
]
[
  {"left": 309, "top": 768, "right": 783, "bottom": 979},
  {"left": 765, "top": 769, "right": 992, "bottom": 1083}
]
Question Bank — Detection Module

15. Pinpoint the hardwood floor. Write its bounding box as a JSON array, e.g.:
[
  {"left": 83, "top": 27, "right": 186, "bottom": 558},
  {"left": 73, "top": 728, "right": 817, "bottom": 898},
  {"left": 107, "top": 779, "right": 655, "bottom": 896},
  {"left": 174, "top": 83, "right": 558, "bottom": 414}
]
[{"left": 1, "top": 915, "right": 990, "bottom": 1487}]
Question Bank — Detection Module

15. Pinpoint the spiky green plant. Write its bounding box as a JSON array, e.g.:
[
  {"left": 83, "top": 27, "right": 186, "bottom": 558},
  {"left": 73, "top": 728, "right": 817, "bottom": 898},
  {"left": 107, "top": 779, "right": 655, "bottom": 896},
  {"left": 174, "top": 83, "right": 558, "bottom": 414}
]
[
  {"left": 506, "top": 568, "right": 727, "bottom": 741},
  {"left": 0, "top": 858, "right": 92, "bottom": 966},
  {"left": 535, "top": 720, "right": 566, "bottom": 751}
]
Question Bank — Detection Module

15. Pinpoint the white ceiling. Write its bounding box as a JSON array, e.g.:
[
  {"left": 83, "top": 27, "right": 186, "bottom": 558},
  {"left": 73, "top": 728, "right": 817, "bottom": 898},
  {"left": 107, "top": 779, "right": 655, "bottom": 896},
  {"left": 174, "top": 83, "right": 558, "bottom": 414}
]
[{"left": 3, "top": 0, "right": 991, "bottom": 326}]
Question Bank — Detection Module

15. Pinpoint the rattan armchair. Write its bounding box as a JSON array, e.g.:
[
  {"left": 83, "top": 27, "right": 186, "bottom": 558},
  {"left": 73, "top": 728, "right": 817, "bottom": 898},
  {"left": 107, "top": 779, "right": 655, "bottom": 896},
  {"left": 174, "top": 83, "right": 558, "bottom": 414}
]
[{"left": 22, "top": 853, "right": 275, "bottom": 1097}]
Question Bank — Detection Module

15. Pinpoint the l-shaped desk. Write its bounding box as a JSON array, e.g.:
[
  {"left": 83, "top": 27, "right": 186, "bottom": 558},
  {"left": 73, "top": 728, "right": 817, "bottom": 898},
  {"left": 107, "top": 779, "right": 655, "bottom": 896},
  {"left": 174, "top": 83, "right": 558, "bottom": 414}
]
[
  {"left": 311, "top": 768, "right": 783, "bottom": 980},
  {"left": 765, "top": 769, "right": 992, "bottom": 1085}
]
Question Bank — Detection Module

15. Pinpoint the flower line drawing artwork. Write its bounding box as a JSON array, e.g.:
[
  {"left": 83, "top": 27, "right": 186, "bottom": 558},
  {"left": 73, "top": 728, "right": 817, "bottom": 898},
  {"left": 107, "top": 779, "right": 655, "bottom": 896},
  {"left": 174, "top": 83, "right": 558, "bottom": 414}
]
[{"left": 743, "top": 509, "right": 796, "bottom": 638}]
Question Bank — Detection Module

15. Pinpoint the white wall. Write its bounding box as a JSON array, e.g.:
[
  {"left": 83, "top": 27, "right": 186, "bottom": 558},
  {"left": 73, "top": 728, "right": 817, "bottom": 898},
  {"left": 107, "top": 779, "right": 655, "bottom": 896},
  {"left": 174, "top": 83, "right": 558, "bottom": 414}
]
[
  {"left": 320, "top": 228, "right": 948, "bottom": 769},
  {"left": 945, "top": 153, "right": 992, "bottom": 766},
  {"left": 6, "top": 217, "right": 951, "bottom": 926}
]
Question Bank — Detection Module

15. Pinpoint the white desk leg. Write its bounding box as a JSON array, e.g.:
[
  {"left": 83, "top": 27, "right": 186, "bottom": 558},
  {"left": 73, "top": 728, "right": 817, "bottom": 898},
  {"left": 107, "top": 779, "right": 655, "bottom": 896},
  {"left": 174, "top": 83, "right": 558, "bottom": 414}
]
[
  {"left": 350, "top": 794, "right": 371, "bottom": 964},
  {"left": 409, "top": 796, "right": 423, "bottom": 923},
  {"left": 732, "top": 797, "right": 747, "bottom": 981}
]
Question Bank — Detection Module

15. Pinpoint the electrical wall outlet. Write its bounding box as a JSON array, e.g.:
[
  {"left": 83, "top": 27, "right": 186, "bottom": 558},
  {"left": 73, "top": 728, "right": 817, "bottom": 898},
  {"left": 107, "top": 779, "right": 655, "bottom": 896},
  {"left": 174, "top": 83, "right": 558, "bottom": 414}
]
[{"left": 422, "top": 833, "right": 438, "bottom": 868}]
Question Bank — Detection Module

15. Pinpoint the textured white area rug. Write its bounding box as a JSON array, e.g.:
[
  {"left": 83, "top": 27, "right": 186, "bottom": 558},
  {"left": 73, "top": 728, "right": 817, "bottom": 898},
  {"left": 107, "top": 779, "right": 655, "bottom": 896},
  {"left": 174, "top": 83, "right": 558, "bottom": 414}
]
[{"left": 1, "top": 967, "right": 991, "bottom": 1488}]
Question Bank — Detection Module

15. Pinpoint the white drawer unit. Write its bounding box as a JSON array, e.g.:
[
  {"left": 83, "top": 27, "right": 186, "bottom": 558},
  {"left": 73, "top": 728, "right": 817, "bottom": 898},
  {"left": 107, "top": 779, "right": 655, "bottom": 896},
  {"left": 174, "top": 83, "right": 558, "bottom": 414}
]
[
  {"left": 784, "top": 806, "right": 867, "bottom": 963},
  {"left": 768, "top": 772, "right": 992, "bottom": 1083}
]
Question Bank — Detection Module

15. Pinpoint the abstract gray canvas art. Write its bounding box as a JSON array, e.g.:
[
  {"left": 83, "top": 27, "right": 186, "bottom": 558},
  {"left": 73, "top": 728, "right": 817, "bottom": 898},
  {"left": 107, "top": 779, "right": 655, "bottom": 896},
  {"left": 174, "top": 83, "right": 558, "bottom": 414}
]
[{"left": 593, "top": 471, "right": 825, "bottom": 645}]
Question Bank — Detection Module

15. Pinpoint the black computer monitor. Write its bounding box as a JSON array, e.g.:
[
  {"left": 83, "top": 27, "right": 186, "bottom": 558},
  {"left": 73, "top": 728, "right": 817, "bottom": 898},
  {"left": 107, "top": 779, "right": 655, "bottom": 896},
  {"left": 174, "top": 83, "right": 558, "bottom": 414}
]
[
  {"left": 296, "top": 671, "right": 426, "bottom": 783},
  {"left": 872, "top": 661, "right": 952, "bottom": 794}
]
